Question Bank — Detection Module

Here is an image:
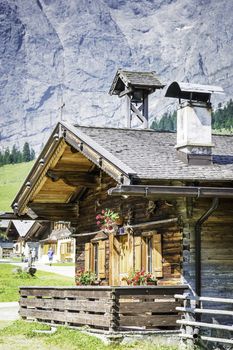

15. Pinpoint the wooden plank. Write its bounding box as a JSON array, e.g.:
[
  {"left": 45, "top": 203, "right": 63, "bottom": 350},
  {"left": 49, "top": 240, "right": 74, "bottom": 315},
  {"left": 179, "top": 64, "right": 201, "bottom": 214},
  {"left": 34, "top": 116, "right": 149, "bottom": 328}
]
[
  {"left": 120, "top": 314, "right": 179, "bottom": 327},
  {"left": 20, "top": 298, "right": 112, "bottom": 313},
  {"left": 20, "top": 308, "right": 111, "bottom": 327},
  {"left": 120, "top": 301, "right": 179, "bottom": 313}
]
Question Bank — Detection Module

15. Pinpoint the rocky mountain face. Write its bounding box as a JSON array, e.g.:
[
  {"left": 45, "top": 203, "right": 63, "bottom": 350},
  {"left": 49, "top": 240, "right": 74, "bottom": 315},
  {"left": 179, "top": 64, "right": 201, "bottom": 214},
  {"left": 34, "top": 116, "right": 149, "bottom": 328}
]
[{"left": 0, "top": 0, "right": 233, "bottom": 153}]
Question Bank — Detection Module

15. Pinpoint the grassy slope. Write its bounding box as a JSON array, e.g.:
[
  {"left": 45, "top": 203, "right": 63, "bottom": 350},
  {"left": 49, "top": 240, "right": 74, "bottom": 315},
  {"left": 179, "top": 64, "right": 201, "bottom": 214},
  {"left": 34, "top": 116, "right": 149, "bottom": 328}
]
[
  {"left": 0, "top": 161, "right": 34, "bottom": 212},
  {"left": 0, "top": 264, "right": 75, "bottom": 302},
  {"left": 0, "top": 320, "right": 179, "bottom": 350}
]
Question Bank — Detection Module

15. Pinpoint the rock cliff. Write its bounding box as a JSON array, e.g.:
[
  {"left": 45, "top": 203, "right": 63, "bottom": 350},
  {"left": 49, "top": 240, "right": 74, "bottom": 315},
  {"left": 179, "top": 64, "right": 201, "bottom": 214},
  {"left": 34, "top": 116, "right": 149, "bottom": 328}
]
[{"left": 0, "top": 0, "right": 232, "bottom": 152}]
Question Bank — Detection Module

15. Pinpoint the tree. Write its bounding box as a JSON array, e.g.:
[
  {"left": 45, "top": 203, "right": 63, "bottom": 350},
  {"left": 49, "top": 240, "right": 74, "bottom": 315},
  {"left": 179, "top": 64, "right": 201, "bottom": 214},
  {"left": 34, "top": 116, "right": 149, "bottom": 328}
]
[
  {"left": 23, "top": 142, "right": 31, "bottom": 162},
  {"left": 30, "top": 148, "right": 35, "bottom": 161}
]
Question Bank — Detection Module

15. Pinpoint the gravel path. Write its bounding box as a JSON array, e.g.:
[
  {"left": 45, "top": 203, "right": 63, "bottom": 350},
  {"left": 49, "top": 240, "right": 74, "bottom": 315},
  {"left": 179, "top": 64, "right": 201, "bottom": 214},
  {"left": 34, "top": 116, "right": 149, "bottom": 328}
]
[
  {"left": 0, "top": 302, "right": 19, "bottom": 321},
  {"left": 10, "top": 261, "right": 75, "bottom": 278}
]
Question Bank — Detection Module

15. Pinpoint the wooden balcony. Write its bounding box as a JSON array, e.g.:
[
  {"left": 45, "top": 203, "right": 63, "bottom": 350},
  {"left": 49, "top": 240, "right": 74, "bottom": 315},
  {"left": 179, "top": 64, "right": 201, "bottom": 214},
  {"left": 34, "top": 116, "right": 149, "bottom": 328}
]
[{"left": 19, "top": 285, "right": 187, "bottom": 332}]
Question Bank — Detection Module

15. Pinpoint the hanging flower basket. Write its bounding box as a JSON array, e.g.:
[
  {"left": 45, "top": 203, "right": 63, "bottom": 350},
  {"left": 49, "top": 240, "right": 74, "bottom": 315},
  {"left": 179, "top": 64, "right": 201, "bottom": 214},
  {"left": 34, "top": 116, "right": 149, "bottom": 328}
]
[{"left": 96, "top": 209, "right": 122, "bottom": 233}]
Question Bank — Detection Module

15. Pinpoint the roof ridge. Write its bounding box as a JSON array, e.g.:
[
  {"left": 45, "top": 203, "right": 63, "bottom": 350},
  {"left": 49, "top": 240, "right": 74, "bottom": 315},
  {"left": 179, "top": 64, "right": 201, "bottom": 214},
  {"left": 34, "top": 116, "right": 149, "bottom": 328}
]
[{"left": 73, "top": 124, "right": 175, "bottom": 134}]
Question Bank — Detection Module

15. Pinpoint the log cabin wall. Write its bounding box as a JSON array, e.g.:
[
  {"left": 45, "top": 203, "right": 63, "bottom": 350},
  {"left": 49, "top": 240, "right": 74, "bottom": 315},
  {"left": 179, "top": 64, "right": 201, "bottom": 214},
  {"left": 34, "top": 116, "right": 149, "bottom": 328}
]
[
  {"left": 74, "top": 174, "right": 183, "bottom": 286},
  {"left": 181, "top": 195, "right": 233, "bottom": 299}
]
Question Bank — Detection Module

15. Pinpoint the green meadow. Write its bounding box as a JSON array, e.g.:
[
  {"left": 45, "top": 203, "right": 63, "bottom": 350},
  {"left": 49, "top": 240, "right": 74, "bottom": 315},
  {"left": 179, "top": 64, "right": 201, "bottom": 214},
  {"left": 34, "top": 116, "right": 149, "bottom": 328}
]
[{"left": 0, "top": 161, "right": 34, "bottom": 212}]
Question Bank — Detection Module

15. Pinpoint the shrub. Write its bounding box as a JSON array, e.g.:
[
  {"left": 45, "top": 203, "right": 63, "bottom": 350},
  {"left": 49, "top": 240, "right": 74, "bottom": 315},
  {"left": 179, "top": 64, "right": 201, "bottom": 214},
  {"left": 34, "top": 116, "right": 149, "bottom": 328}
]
[
  {"left": 75, "top": 269, "right": 97, "bottom": 285},
  {"left": 122, "top": 270, "right": 157, "bottom": 286}
]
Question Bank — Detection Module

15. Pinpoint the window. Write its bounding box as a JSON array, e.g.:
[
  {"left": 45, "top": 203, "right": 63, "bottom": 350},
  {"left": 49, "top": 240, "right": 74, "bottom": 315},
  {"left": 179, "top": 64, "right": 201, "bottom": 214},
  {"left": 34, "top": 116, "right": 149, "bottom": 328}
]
[
  {"left": 84, "top": 240, "right": 106, "bottom": 279},
  {"left": 134, "top": 232, "right": 163, "bottom": 278}
]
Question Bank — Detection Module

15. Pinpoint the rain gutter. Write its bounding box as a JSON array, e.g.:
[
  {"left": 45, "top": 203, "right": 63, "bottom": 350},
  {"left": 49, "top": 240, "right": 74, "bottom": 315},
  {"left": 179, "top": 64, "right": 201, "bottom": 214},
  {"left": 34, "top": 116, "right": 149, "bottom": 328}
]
[{"left": 108, "top": 185, "right": 233, "bottom": 198}]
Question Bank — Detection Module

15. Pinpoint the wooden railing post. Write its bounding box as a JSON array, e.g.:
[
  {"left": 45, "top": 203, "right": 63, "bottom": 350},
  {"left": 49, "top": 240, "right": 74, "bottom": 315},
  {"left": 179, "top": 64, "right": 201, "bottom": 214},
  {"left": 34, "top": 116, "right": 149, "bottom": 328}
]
[{"left": 109, "top": 288, "right": 119, "bottom": 332}]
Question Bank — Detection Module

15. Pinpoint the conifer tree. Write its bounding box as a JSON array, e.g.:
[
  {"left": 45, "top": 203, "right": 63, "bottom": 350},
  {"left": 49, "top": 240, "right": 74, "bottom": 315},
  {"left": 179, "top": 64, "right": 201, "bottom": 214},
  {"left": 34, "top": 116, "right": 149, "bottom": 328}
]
[{"left": 23, "top": 142, "right": 31, "bottom": 162}]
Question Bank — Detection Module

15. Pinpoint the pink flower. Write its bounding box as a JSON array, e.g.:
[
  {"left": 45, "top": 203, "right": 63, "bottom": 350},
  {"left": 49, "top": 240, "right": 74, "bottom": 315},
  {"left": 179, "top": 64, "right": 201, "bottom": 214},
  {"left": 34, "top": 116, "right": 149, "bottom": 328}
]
[
  {"left": 102, "top": 209, "right": 105, "bottom": 214},
  {"left": 96, "top": 221, "right": 101, "bottom": 226}
]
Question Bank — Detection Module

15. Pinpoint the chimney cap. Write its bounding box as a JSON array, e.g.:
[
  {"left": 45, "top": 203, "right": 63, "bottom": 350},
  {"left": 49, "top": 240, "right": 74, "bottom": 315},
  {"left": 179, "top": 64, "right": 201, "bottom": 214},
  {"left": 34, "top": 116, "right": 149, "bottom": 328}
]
[
  {"left": 165, "top": 81, "right": 224, "bottom": 103},
  {"left": 109, "top": 69, "right": 165, "bottom": 96}
]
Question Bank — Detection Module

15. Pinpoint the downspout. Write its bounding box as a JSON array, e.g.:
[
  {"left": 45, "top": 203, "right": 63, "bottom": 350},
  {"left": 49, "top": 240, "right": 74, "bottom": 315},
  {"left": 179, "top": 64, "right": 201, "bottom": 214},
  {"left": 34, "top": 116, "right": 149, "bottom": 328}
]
[{"left": 194, "top": 197, "right": 219, "bottom": 325}]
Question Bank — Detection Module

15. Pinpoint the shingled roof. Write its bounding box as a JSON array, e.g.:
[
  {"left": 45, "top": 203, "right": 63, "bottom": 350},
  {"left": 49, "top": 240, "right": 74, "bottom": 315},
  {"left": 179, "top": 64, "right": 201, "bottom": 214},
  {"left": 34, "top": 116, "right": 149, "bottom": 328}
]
[
  {"left": 75, "top": 126, "right": 233, "bottom": 182},
  {"left": 109, "top": 70, "right": 164, "bottom": 95}
]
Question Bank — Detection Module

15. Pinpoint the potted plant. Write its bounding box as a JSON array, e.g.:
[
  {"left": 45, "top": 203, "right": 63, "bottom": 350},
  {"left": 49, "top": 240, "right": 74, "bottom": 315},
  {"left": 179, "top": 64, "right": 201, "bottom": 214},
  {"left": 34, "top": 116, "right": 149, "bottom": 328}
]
[
  {"left": 75, "top": 269, "right": 98, "bottom": 285},
  {"left": 96, "top": 209, "right": 122, "bottom": 233},
  {"left": 122, "top": 270, "right": 157, "bottom": 286}
]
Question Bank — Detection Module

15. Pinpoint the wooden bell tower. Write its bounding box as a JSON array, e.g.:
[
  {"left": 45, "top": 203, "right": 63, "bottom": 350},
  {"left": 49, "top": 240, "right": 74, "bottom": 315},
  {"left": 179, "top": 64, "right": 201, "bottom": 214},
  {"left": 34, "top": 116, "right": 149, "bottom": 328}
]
[{"left": 109, "top": 69, "right": 164, "bottom": 128}]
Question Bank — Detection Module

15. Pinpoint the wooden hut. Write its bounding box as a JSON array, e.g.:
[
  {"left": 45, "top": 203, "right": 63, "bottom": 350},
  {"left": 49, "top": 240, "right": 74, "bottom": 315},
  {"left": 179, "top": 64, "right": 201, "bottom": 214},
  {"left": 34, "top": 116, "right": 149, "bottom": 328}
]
[
  {"left": 7, "top": 73, "right": 233, "bottom": 343},
  {"left": 39, "top": 221, "right": 75, "bottom": 263}
]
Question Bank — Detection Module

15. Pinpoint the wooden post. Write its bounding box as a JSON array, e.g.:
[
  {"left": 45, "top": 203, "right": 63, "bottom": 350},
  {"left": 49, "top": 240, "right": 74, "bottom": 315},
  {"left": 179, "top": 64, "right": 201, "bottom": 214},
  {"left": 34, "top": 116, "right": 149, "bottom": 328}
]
[
  {"left": 109, "top": 288, "right": 119, "bottom": 332},
  {"left": 125, "top": 95, "right": 131, "bottom": 128}
]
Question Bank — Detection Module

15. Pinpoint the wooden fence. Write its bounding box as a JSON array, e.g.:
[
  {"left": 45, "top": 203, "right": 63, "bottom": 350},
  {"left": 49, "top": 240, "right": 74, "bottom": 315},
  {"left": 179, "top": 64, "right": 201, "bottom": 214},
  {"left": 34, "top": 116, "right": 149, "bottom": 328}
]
[
  {"left": 19, "top": 285, "right": 187, "bottom": 332},
  {"left": 175, "top": 293, "right": 233, "bottom": 346}
]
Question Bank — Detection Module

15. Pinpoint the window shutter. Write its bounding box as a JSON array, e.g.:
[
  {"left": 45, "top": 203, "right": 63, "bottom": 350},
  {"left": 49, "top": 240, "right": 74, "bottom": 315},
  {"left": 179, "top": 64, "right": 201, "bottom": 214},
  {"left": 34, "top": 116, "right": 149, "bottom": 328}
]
[
  {"left": 98, "top": 241, "right": 106, "bottom": 279},
  {"left": 141, "top": 238, "right": 147, "bottom": 271},
  {"left": 152, "top": 234, "right": 163, "bottom": 278},
  {"left": 84, "top": 243, "right": 91, "bottom": 271},
  {"left": 134, "top": 236, "right": 142, "bottom": 271},
  {"left": 127, "top": 234, "right": 134, "bottom": 272}
]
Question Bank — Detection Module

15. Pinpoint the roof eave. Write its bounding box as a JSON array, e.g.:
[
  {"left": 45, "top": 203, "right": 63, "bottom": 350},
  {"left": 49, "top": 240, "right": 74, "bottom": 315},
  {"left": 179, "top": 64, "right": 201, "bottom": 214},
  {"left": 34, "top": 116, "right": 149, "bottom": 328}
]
[{"left": 12, "top": 122, "right": 137, "bottom": 216}]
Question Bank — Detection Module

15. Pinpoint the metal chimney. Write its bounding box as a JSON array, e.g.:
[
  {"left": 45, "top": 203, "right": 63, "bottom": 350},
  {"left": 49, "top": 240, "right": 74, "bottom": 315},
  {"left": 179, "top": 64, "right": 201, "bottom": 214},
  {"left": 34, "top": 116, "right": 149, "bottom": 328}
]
[
  {"left": 165, "top": 82, "right": 224, "bottom": 165},
  {"left": 109, "top": 69, "right": 164, "bottom": 128}
]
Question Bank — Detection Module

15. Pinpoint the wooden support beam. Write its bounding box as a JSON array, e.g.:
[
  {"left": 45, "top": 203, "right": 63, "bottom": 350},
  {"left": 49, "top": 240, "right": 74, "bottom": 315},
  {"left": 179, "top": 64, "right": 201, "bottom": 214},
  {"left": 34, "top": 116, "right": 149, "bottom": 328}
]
[
  {"left": 131, "top": 103, "right": 148, "bottom": 124},
  {"left": 29, "top": 203, "right": 79, "bottom": 222},
  {"left": 46, "top": 170, "right": 97, "bottom": 188}
]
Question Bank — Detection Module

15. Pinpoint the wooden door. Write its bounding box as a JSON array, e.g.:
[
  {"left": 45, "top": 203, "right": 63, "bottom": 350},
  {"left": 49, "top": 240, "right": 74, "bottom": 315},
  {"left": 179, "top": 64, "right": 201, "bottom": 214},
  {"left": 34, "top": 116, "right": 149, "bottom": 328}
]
[{"left": 109, "top": 233, "right": 133, "bottom": 286}]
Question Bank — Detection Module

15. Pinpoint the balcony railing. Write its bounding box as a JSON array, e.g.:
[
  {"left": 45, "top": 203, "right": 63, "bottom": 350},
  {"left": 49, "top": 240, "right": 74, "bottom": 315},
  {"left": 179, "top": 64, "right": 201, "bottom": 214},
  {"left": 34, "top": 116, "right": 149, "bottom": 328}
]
[{"left": 19, "top": 285, "right": 187, "bottom": 332}]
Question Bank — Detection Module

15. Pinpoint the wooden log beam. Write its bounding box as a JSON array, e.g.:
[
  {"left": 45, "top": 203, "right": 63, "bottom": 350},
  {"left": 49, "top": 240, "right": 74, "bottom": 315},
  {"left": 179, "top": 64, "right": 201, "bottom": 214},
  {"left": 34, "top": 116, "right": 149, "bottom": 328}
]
[
  {"left": 46, "top": 170, "right": 97, "bottom": 188},
  {"left": 29, "top": 203, "right": 79, "bottom": 222},
  {"left": 177, "top": 319, "right": 233, "bottom": 332},
  {"left": 125, "top": 218, "right": 178, "bottom": 231}
]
